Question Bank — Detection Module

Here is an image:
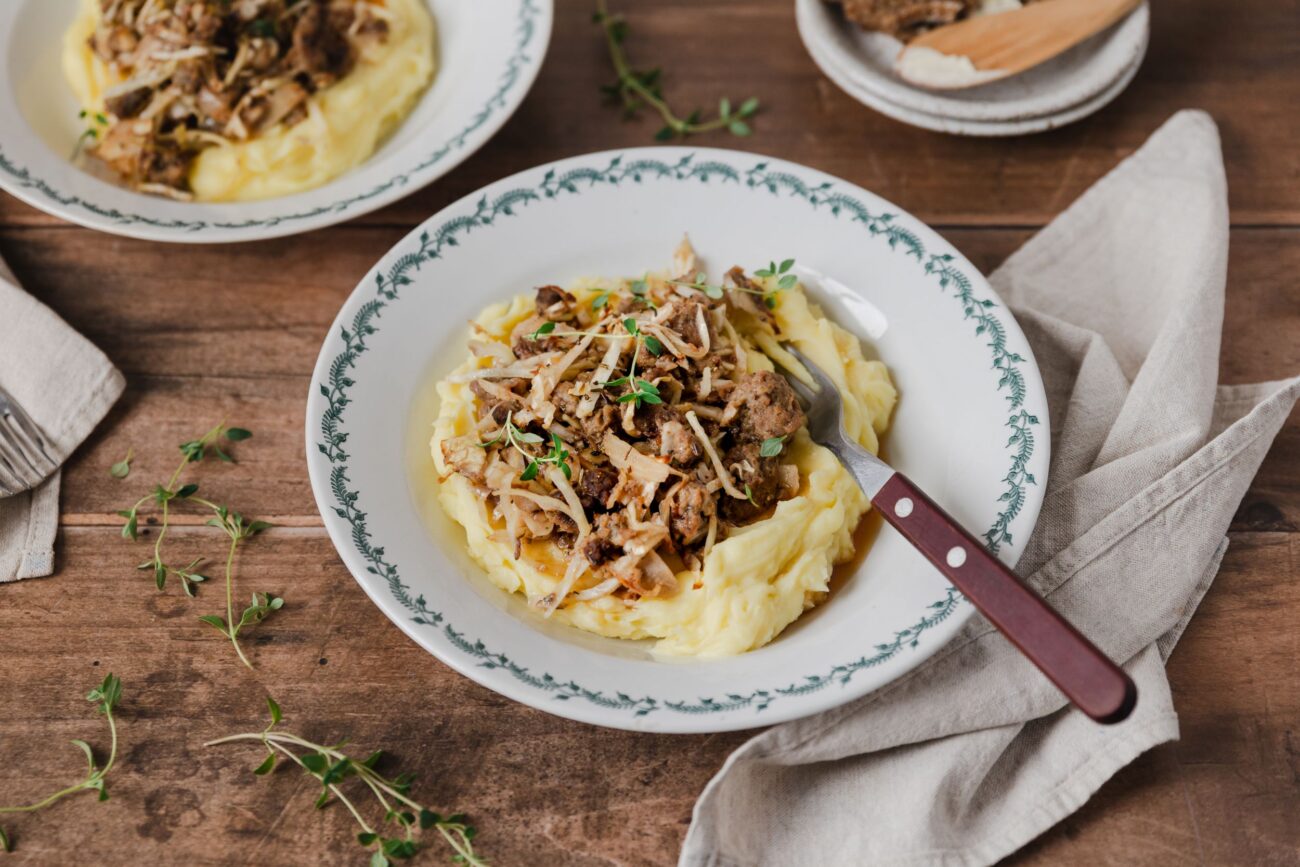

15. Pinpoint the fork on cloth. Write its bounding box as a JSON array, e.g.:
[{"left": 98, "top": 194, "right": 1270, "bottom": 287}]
[
  {"left": 778, "top": 343, "right": 1137, "bottom": 724},
  {"left": 0, "top": 386, "right": 59, "bottom": 495},
  {"left": 0, "top": 253, "right": 124, "bottom": 581}
]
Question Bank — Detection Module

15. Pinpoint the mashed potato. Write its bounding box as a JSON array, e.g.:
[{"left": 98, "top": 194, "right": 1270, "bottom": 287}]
[
  {"left": 432, "top": 269, "right": 896, "bottom": 658},
  {"left": 63, "top": 0, "right": 436, "bottom": 202}
]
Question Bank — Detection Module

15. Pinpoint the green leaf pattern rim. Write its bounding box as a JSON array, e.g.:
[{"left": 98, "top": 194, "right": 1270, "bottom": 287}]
[
  {"left": 0, "top": 0, "right": 543, "bottom": 232},
  {"left": 316, "top": 153, "right": 1042, "bottom": 718}
]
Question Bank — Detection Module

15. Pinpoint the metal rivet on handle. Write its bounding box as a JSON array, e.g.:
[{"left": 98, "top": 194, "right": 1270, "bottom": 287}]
[
  {"left": 946, "top": 546, "right": 967, "bottom": 568},
  {"left": 894, "top": 497, "right": 913, "bottom": 518}
]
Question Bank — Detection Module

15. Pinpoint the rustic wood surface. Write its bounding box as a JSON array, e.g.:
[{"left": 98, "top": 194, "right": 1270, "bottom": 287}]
[{"left": 1, "top": 0, "right": 1297, "bottom": 864}]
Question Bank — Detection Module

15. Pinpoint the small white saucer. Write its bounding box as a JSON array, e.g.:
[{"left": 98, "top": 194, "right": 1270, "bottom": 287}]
[{"left": 797, "top": 0, "right": 1149, "bottom": 134}]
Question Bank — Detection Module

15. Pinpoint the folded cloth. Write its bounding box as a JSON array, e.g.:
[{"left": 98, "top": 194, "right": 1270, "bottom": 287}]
[
  {"left": 0, "top": 253, "right": 124, "bottom": 581},
  {"left": 680, "top": 110, "right": 1300, "bottom": 866}
]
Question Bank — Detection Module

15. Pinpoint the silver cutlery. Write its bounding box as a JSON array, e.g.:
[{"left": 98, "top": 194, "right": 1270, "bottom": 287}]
[
  {"left": 0, "top": 386, "right": 59, "bottom": 496},
  {"left": 778, "top": 344, "right": 1137, "bottom": 724}
]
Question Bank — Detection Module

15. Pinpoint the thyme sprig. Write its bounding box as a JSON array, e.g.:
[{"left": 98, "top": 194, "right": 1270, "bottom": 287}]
[
  {"left": 594, "top": 318, "right": 663, "bottom": 408},
  {"left": 669, "top": 259, "right": 799, "bottom": 310},
  {"left": 117, "top": 423, "right": 280, "bottom": 667},
  {"left": 0, "top": 675, "right": 123, "bottom": 852},
  {"left": 479, "top": 412, "right": 572, "bottom": 481},
  {"left": 206, "top": 698, "right": 486, "bottom": 866},
  {"left": 71, "top": 110, "right": 108, "bottom": 160},
  {"left": 594, "top": 0, "right": 759, "bottom": 140}
]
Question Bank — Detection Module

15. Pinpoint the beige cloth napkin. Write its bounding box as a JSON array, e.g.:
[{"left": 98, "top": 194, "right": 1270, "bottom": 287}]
[
  {"left": 680, "top": 110, "right": 1300, "bottom": 866},
  {"left": 0, "top": 254, "right": 124, "bottom": 581}
]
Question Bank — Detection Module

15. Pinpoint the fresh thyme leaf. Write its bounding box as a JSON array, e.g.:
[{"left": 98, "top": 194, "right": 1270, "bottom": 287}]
[
  {"left": 224, "top": 428, "right": 253, "bottom": 442},
  {"left": 176, "top": 482, "right": 199, "bottom": 499},
  {"left": 595, "top": 0, "right": 759, "bottom": 141},
  {"left": 778, "top": 258, "right": 795, "bottom": 273},
  {"left": 198, "top": 614, "right": 227, "bottom": 632},
  {"left": 759, "top": 436, "right": 786, "bottom": 458},
  {"left": 520, "top": 461, "right": 539, "bottom": 482},
  {"left": 529, "top": 321, "right": 557, "bottom": 340},
  {"left": 622, "top": 317, "right": 640, "bottom": 335},
  {"left": 778, "top": 274, "right": 798, "bottom": 290},
  {"left": 644, "top": 335, "right": 664, "bottom": 356},
  {"left": 267, "top": 696, "right": 282, "bottom": 725},
  {"left": 591, "top": 291, "right": 611, "bottom": 309},
  {"left": 744, "top": 484, "right": 756, "bottom": 505},
  {"left": 206, "top": 703, "right": 487, "bottom": 866},
  {"left": 109, "top": 449, "right": 133, "bottom": 479},
  {"left": 0, "top": 676, "right": 123, "bottom": 850}
]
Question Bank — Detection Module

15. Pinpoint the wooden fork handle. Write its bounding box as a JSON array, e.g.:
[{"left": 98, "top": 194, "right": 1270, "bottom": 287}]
[{"left": 872, "top": 473, "right": 1137, "bottom": 724}]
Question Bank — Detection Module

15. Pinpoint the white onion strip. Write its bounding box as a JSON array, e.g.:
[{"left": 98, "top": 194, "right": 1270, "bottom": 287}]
[{"left": 685, "top": 411, "right": 747, "bottom": 499}]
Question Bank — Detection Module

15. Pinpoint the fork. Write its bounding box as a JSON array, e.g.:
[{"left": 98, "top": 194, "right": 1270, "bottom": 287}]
[
  {"left": 779, "top": 344, "right": 1137, "bottom": 724},
  {"left": 0, "top": 386, "right": 59, "bottom": 496}
]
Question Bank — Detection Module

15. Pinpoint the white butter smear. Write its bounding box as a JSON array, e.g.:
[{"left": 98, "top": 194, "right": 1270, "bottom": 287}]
[{"left": 897, "top": 47, "right": 1006, "bottom": 88}]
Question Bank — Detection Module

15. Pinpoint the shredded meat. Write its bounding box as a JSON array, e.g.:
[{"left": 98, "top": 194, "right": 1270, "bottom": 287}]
[
  {"left": 445, "top": 247, "right": 814, "bottom": 610},
  {"left": 80, "top": 0, "right": 388, "bottom": 197}
]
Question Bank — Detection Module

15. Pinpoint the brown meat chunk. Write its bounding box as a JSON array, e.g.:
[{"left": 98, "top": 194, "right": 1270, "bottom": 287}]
[
  {"left": 669, "top": 481, "right": 713, "bottom": 547},
  {"left": 638, "top": 404, "right": 700, "bottom": 468},
  {"left": 719, "top": 442, "right": 783, "bottom": 523},
  {"left": 534, "top": 285, "right": 577, "bottom": 319},
  {"left": 663, "top": 300, "right": 713, "bottom": 348},
  {"left": 576, "top": 465, "right": 618, "bottom": 512},
  {"left": 582, "top": 513, "right": 626, "bottom": 567},
  {"left": 287, "top": 0, "right": 354, "bottom": 87},
  {"left": 725, "top": 371, "right": 805, "bottom": 443},
  {"left": 104, "top": 87, "right": 152, "bottom": 119},
  {"left": 510, "top": 315, "right": 568, "bottom": 358},
  {"left": 469, "top": 379, "right": 525, "bottom": 424}
]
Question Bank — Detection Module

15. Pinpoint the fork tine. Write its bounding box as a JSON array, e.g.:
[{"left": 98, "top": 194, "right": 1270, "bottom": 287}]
[
  {"left": 0, "top": 426, "right": 42, "bottom": 489},
  {"left": 783, "top": 344, "right": 839, "bottom": 396},
  {"left": 0, "top": 440, "right": 29, "bottom": 493},
  {"left": 0, "top": 416, "right": 52, "bottom": 479},
  {"left": 0, "top": 393, "right": 58, "bottom": 474}
]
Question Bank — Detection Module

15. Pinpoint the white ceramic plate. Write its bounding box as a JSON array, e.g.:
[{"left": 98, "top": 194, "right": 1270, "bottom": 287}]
[
  {"left": 305, "top": 147, "right": 1050, "bottom": 733},
  {"left": 0, "top": 0, "right": 551, "bottom": 243},
  {"left": 797, "top": 0, "right": 1148, "bottom": 128},
  {"left": 804, "top": 11, "right": 1147, "bottom": 137}
]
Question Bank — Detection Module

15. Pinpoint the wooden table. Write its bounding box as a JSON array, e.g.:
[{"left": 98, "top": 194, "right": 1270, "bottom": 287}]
[{"left": 1, "top": 1, "right": 1297, "bottom": 864}]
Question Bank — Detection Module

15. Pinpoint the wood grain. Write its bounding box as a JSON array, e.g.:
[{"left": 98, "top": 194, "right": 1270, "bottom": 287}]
[{"left": 0, "top": 0, "right": 1297, "bottom": 863}]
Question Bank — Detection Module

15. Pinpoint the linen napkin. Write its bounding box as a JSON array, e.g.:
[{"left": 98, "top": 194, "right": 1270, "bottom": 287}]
[
  {"left": 680, "top": 110, "right": 1300, "bottom": 866},
  {"left": 0, "top": 253, "right": 124, "bottom": 581}
]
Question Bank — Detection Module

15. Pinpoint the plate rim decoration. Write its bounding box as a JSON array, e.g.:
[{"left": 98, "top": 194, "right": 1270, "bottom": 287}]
[
  {"left": 0, "top": 0, "right": 553, "bottom": 243},
  {"left": 305, "top": 146, "right": 1051, "bottom": 733}
]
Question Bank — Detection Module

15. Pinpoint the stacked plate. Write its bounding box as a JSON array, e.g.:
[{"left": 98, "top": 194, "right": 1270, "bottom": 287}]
[{"left": 796, "top": 0, "right": 1149, "bottom": 136}]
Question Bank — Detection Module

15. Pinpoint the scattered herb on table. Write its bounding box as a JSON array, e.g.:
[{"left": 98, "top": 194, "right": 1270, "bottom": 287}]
[
  {"left": 108, "top": 448, "right": 133, "bottom": 479},
  {"left": 116, "top": 423, "right": 280, "bottom": 668},
  {"left": 0, "top": 675, "right": 123, "bottom": 852},
  {"left": 594, "top": 0, "right": 760, "bottom": 140},
  {"left": 206, "top": 698, "right": 486, "bottom": 866}
]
